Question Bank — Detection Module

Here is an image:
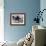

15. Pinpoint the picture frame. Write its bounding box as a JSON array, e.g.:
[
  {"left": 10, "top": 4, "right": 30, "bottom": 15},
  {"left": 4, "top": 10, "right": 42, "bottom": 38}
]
[{"left": 10, "top": 13, "right": 26, "bottom": 26}]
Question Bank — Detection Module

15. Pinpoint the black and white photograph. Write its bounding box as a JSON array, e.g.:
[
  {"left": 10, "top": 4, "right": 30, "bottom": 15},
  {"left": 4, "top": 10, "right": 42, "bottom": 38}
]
[{"left": 10, "top": 13, "right": 26, "bottom": 25}]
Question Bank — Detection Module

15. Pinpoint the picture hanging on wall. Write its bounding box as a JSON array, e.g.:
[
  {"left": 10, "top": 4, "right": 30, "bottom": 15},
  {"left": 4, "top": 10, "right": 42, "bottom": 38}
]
[{"left": 10, "top": 13, "right": 26, "bottom": 26}]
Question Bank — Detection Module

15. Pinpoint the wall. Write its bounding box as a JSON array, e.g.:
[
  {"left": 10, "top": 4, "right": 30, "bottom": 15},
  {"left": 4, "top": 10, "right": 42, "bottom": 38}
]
[
  {"left": 4, "top": 0, "right": 40, "bottom": 42},
  {"left": 40, "top": 0, "right": 46, "bottom": 27},
  {"left": 0, "top": 0, "right": 4, "bottom": 42}
]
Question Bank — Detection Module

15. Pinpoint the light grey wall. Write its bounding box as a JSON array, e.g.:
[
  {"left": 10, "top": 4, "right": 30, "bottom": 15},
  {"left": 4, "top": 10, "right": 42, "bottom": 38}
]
[
  {"left": 40, "top": 0, "right": 46, "bottom": 27},
  {"left": 4, "top": 0, "right": 40, "bottom": 42}
]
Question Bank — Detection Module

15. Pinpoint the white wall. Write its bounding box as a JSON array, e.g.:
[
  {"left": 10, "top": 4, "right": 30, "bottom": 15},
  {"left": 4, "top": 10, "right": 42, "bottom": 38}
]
[{"left": 0, "top": 0, "right": 4, "bottom": 42}]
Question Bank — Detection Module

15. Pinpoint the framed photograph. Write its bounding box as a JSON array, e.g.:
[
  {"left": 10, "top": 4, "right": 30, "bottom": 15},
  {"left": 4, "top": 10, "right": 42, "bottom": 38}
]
[{"left": 10, "top": 13, "right": 26, "bottom": 26}]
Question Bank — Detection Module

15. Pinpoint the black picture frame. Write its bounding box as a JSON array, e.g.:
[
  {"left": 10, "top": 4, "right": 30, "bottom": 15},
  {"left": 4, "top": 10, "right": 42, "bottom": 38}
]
[{"left": 10, "top": 13, "right": 26, "bottom": 26}]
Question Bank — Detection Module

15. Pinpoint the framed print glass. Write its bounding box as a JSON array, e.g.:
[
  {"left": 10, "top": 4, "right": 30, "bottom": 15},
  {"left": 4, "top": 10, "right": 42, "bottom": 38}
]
[{"left": 10, "top": 13, "right": 26, "bottom": 26}]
